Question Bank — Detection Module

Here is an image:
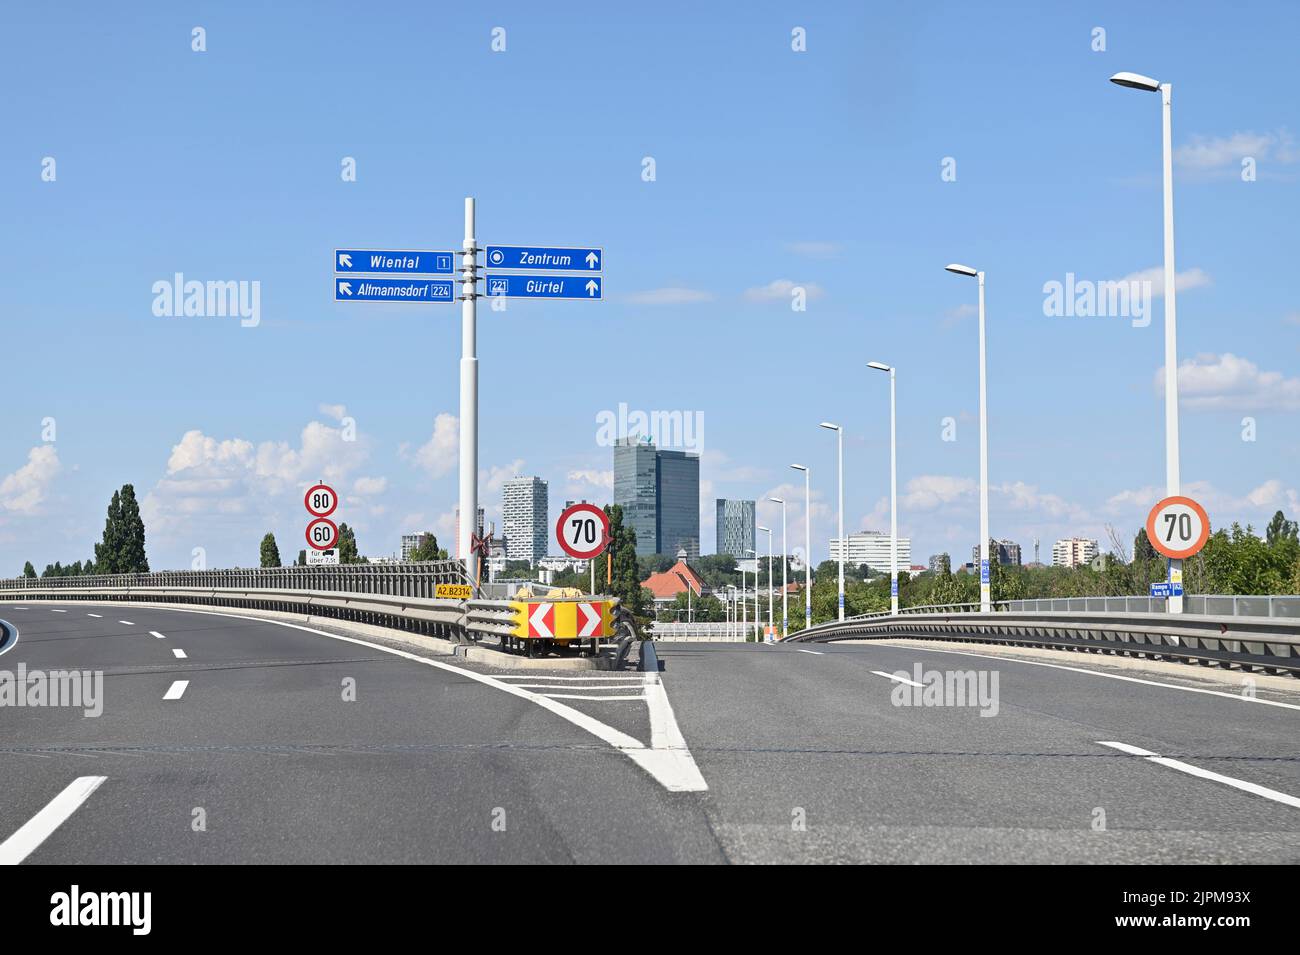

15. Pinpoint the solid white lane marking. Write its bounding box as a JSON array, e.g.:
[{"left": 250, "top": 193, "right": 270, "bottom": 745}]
[
  {"left": 49, "top": 609, "right": 66, "bottom": 613},
  {"left": 496, "top": 674, "right": 640, "bottom": 681},
  {"left": 1098, "top": 741, "right": 1300, "bottom": 809},
  {"left": 542, "top": 694, "right": 647, "bottom": 701},
  {"left": 0, "top": 775, "right": 107, "bottom": 865},
  {"left": 163, "top": 680, "right": 188, "bottom": 700},
  {"left": 864, "top": 643, "right": 1300, "bottom": 712},
  {"left": 872, "top": 669, "right": 924, "bottom": 687},
  {"left": 507, "top": 683, "right": 646, "bottom": 690},
  {"left": 138, "top": 606, "right": 708, "bottom": 793},
  {"left": 12, "top": 607, "right": 27, "bottom": 611},
  {"left": 640, "top": 671, "right": 709, "bottom": 792},
  {"left": 118, "top": 620, "right": 134, "bottom": 626},
  {"left": 86, "top": 613, "right": 102, "bottom": 618},
  {"left": 171, "top": 648, "right": 187, "bottom": 659},
  {"left": 149, "top": 631, "right": 166, "bottom": 639},
  {"left": 794, "top": 648, "right": 824, "bottom": 655}
]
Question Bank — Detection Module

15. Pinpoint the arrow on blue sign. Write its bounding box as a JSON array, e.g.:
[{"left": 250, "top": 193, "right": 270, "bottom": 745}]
[
  {"left": 484, "top": 274, "right": 601, "bottom": 300},
  {"left": 335, "top": 249, "right": 456, "bottom": 275},
  {"left": 485, "top": 246, "right": 601, "bottom": 271},
  {"left": 335, "top": 278, "right": 455, "bottom": 303}
]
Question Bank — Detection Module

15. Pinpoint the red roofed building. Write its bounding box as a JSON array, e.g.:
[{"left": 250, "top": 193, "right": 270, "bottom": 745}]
[{"left": 642, "top": 551, "right": 708, "bottom": 603}]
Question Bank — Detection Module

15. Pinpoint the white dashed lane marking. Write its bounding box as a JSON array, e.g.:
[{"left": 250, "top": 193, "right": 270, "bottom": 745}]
[{"left": 163, "top": 680, "right": 188, "bottom": 701}]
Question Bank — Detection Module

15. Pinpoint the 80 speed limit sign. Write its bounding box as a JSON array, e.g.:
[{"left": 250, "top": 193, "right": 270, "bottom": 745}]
[
  {"left": 555, "top": 503, "right": 610, "bottom": 560},
  {"left": 304, "top": 483, "right": 338, "bottom": 518},
  {"left": 1146, "top": 495, "right": 1210, "bottom": 560}
]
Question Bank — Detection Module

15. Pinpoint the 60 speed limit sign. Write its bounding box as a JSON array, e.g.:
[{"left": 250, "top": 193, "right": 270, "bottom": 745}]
[
  {"left": 556, "top": 503, "right": 610, "bottom": 560},
  {"left": 306, "top": 517, "right": 340, "bottom": 551},
  {"left": 1146, "top": 495, "right": 1210, "bottom": 560}
]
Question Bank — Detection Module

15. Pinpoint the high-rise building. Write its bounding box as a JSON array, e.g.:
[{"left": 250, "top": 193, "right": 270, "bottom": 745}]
[
  {"left": 972, "top": 539, "right": 1022, "bottom": 566},
  {"left": 827, "top": 531, "right": 912, "bottom": 573},
  {"left": 715, "top": 499, "right": 756, "bottom": 559},
  {"left": 501, "top": 477, "right": 548, "bottom": 564},
  {"left": 401, "top": 534, "right": 421, "bottom": 561},
  {"left": 613, "top": 438, "right": 700, "bottom": 558},
  {"left": 453, "top": 506, "right": 485, "bottom": 558},
  {"left": 1052, "top": 537, "right": 1099, "bottom": 568}
]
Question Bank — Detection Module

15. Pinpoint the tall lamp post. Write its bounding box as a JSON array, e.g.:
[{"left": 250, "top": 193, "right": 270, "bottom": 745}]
[
  {"left": 868, "top": 361, "right": 899, "bottom": 614},
  {"left": 945, "top": 263, "right": 991, "bottom": 613},
  {"left": 758, "top": 525, "right": 773, "bottom": 641},
  {"left": 770, "top": 497, "right": 788, "bottom": 638},
  {"left": 790, "top": 464, "right": 812, "bottom": 629},
  {"left": 819, "top": 423, "right": 845, "bottom": 621},
  {"left": 745, "top": 548, "right": 758, "bottom": 640},
  {"left": 1110, "top": 70, "right": 1184, "bottom": 614}
]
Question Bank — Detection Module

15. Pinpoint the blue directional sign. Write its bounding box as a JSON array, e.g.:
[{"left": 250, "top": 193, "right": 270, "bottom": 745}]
[
  {"left": 1149, "top": 582, "right": 1184, "bottom": 598},
  {"left": 334, "top": 278, "right": 455, "bottom": 303},
  {"left": 980, "top": 559, "right": 990, "bottom": 585},
  {"left": 485, "top": 246, "right": 602, "bottom": 272},
  {"left": 335, "top": 249, "right": 456, "bottom": 275},
  {"left": 484, "top": 273, "right": 602, "bottom": 300}
]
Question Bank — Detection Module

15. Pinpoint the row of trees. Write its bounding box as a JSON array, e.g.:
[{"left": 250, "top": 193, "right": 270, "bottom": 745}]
[
  {"left": 258, "top": 523, "right": 369, "bottom": 567},
  {"left": 18, "top": 484, "right": 148, "bottom": 579}
]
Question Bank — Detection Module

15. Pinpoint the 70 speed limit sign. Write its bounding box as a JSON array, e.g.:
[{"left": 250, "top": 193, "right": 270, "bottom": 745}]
[
  {"left": 1146, "top": 495, "right": 1210, "bottom": 560},
  {"left": 556, "top": 503, "right": 610, "bottom": 560}
]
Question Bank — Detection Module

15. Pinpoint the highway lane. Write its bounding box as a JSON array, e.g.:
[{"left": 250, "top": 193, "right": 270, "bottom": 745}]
[
  {"left": 5, "top": 602, "right": 1298, "bottom": 864},
  {"left": 1, "top": 603, "right": 722, "bottom": 864},
  {"left": 652, "top": 640, "right": 1300, "bottom": 864}
]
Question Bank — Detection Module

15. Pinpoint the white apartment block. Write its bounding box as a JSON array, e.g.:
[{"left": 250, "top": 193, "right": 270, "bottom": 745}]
[
  {"left": 1052, "top": 537, "right": 1099, "bottom": 568},
  {"left": 828, "top": 531, "right": 912, "bottom": 574},
  {"left": 502, "top": 476, "right": 548, "bottom": 564}
]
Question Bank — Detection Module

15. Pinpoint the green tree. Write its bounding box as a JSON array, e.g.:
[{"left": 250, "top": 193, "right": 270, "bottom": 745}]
[
  {"left": 94, "top": 489, "right": 123, "bottom": 573},
  {"left": 1265, "top": 510, "right": 1298, "bottom": 547},
  {"left": 296, "top": 550, "right": 307, "bottom": 567},
  {"left": 117, "top": 484, "right": 149, "bottom": 573},
  {"left": 408, "top": 532, "right": 446, "bottom": 562},
  {"left": 594, "top": 504, "right": 646, "bottom": 616},
  {"left": 1133, "top": 528, "right": 1158, "bottom": 562},
  {"left": 259, "top": 532, "right": 282, "bottom": 568},
  {"left": 21, "top": 561, "right": 36, "bottom": 578},
  {"left": 337, "top": 522, "right": 362, "bottom": 564}
]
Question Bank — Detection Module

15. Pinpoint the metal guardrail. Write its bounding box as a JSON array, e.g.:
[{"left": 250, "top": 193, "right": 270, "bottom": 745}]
[
  {"left": 1007, "top": 595, "right": 1300, "bottom": 618},
  {"left": 649, "top": 621, "right": 764, "bottom": 642},
  {"left": 0, "top": 585, "right": 468, "bottom": 640},
  {"left": 0, "top": 561, "right": 470, "bottom": 597},
  {"left": 785, "top": 609, "right": 1300, "bottom": 676}
]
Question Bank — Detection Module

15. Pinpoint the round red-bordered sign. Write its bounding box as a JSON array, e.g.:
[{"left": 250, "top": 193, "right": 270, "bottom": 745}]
[
  {"left": 306, "top": 517, "right": 340, "bottom": 551},
  {"left": 304, "top": 483, "right": 338, "bottom": 518},
  {"left": 556, "top": 503, "right": 610, "bottom": 560},
  {"left": 1145, "top": 495, "right": 1210, "bottom": 560}
]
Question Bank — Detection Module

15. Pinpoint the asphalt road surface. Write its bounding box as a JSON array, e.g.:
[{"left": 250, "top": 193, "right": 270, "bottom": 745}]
[{"left": 2, "top": 602, "right": 1298, "bottom": 864}]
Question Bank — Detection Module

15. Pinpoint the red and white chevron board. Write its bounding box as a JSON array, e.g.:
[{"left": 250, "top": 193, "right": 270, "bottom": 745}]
[
  {"left": 577, "top": 601, "right": 602, "bottom": 637},
  {"left": 528, "top": 602, "right": 555, "bottom": 638}
]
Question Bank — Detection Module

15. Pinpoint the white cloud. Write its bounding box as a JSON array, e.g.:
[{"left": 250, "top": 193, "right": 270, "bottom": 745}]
[
  {"left": 1115, "top": 266, "right": 1211, "bottom": 297},
  {"left": 1106, "top": 479, "right": 1300, "bottom": 531},
  {"left": 901, "top": 475, "right": 977, "bottom": 511},
  {"left": 483, "top": 460, "right": 526, "bottom": 493},
  {"left": 352, "top": 476, "right": 387, "bottom": 496},
  {"left": 0, "top": 446, "right": 61, "bottom": 514},
  {"left": 623, "top": 287, "right": 715, "bottom": 305},
  {"left": 1156, "top": 352, "right": 1300, "bottom": 411},
  {"left": 318, "top": 403, "right": 347, "bottom": 422},
  {"left": 412, "top": 413, "right": 458, "bottom": 478},
  {"left": 567, "top": 468, "right": 613, "bottom": 491},
  {"left": 1175, "top": 130, "right": 1297, "bottom": 172},
  {"left": 744, "top": 279, "right": 826, "bottom": 302},
  {"left": 142, "top": 414, "right": 370, "bottom": 538}
]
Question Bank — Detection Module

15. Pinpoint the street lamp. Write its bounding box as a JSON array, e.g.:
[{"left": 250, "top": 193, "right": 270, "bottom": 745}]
[
  {"left": 790, "top": 464, "right": 812, "bottom": 629},
  {"left": 1110, "top": 69, "right": 1184, "bottom": 614},
  {"left": 945, "top": 262, "right": 991, "bottom": 613},
  {"left": 758, "top": 525, "right": 773, "bottom": 642},
  {"left": 769, "top": 497, "right": 788, "bottom": 638},
  {"left": 745, "top": 547, "right": 758, "bottom": 641},
  {"left": 868, "top": 361, "right": 899, "bottom": 614},
  {"left": 819, "top": 423, "right": 845, "bottom": 621}
]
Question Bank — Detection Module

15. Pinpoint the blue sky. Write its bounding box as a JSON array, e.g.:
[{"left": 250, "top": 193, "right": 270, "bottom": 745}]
[{"left": 1, "top": 0, "right": 1297, "bottom": 572}]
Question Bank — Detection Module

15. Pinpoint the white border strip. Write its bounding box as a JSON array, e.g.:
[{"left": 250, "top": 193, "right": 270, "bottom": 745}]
[
  {"left": 0, "top": 776, "right": 107, "bottom": 865},
  {"left": 1098, "top": 740, "right": 1300, "bottom": 809}
]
